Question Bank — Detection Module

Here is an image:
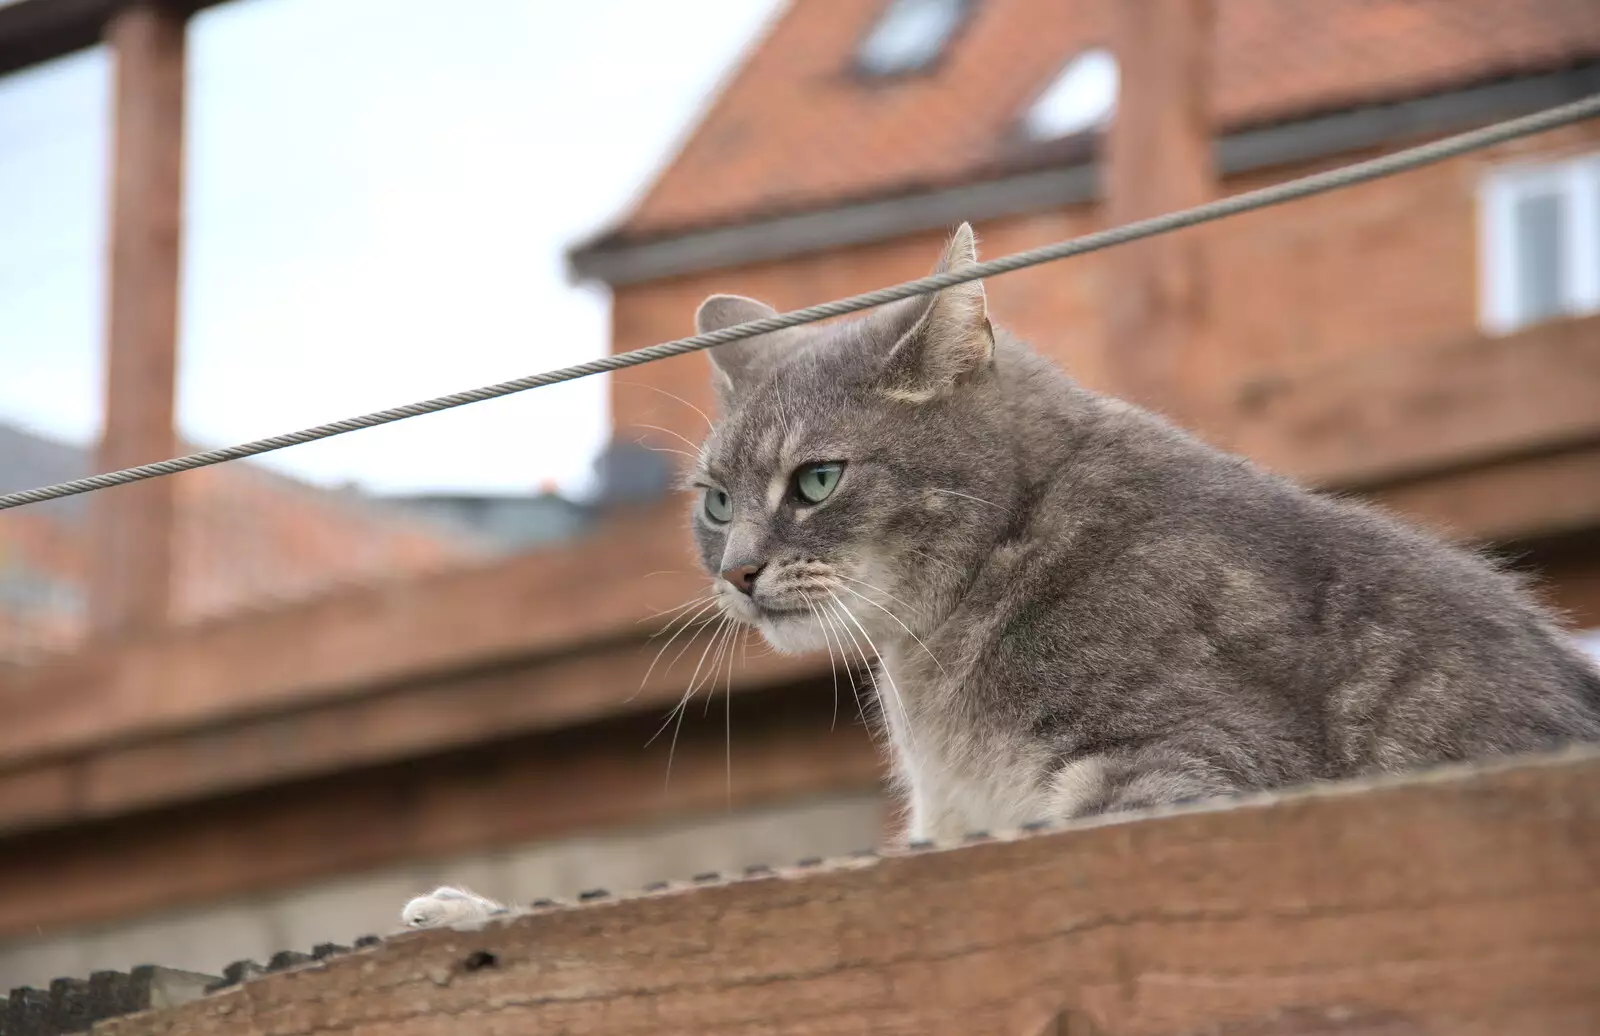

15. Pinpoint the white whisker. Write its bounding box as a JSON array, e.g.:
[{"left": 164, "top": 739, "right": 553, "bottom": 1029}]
[
  {"left": 639, "top": 594, "right": 717, "bottom": 626},
  {"left": 820, "top": 597, "right": 870, "bottom": 725},
  {"left": 826, "top": 596, "right": 891, "bottom": 737},
  {"left": 834, "top": 582, "right": 946, "bottom": 676},
  {"left": 617, "top": 380, "right": 713, "bottom": 430},
  {"left": 631, "top": 422, "right": 704, "bottom": 453},
  {"left": 647, "top": 612, "right": 728, "bottom": 752},
  {"left": 834, "top": 573, "right": 927, "bottom": 623},
  {"left": 904, "top": 547, "right": 963, "bottom": 579},
  {"left": 827, "top": 593, "right": 918, "bottom": 756},
  {"left": 705, "top": 617, "right": 738, "bottom": 719},
  {"left": 927, "top": 487, "right": 1011, "bottom": 513},
  {"left": 802, "top": 593, "right": 842, "bottom": 731},
  {"left": 631, "top": 598, "right": 722, "bottom": 703},
  {"left": 722, "top": 624, "right": 741, "bottom": 807},
  {"left": 655, "top": 615, "right": 739, "bottom": 790},
  {"left": 773, "top": 381, "right": 794, "bottom": 445},
  {"left": 634, "top": 439, "right": 699, "bottom": 462}
]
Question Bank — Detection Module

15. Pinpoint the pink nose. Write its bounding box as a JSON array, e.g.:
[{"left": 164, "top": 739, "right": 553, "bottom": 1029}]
[{"left": 721, "top": 564, "right": 763, "bottom": 595}]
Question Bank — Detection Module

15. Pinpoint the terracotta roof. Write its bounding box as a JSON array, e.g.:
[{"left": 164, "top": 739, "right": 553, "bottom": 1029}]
[
  {"left": 604, "top": 0, "right": 1600, "bottom": 241},
  {"left": 0, "top": 423, "right": 490, "bottom": 659}
]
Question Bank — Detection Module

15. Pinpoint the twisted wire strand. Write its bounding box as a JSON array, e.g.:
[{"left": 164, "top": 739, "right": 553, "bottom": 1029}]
[{"left": 3, "top": 91, "right": 1597, "bottom": 512}]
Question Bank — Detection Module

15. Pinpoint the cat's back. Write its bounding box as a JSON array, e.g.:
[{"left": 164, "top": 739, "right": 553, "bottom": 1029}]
[{"left": 978, "top": 375, "right": 1600, "bottom": 776}]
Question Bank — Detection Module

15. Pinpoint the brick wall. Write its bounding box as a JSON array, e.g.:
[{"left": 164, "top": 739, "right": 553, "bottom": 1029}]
[{"left": 609, "top": 123, "right": 1600, "bottom": 468}]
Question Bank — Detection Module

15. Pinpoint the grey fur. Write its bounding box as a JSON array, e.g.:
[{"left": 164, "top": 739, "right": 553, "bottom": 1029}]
[{"left": 687, "top": 224, "right": 1600, "bottom": 841}]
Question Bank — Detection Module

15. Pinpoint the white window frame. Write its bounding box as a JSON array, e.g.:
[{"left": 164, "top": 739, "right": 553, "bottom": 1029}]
[
  {"left": 1022, "top": 48, "right": 1119, "bottom": 142},
  {"left": 855, "top": 0, "right": 966, "bottom": 77},
  {"left": 1478, "top": 152, "right": 1600, "bottom": 335}
]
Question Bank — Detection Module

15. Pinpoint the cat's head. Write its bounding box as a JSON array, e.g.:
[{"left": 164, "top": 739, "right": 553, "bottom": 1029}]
[{"left": 688, "top": 224, "right": 1016, "bottom": 654}]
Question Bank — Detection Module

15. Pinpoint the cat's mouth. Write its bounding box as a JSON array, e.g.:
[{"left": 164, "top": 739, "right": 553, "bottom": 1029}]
[
  {"left": 718, "top": 591, "right": 813, "bottom": 627},
  {"left": 754, "top": 604, "right": 810, "bottom": 620}
]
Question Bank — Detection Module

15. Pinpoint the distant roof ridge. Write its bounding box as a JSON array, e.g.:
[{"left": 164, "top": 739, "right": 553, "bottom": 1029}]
[
  {"left": 0, "top": 417, "right": 487, "bottom": 548},
  {"left": 577, "top": 0, "right": 1600, "bottom": 246}
]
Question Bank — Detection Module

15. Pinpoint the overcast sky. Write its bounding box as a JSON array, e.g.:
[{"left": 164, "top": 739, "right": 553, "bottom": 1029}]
[{"left": 0, "top": 0, "right": 782, "bottom": 496}]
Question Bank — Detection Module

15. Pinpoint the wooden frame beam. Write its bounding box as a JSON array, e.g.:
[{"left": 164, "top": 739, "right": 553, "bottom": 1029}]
[
  {"left": 0, "top": 502, "right": 702, "bottom": 773},
  {"left": 1216, "top": 313, "right": 1600, "bottom": 490},
  {"left": 0, "top": 683, "right": 884, "bottom": 940},
  {"left": 94, "top": 749, "right": 1600, "bottom": 1036},
  {"left": 88, "top": 2, "right": 187, "bottom": 638},
  {"left": 0, "top": 613, "right": 833, "bottom": 832},
  {"left": 1104, "top": 0, "right": 1216, "bottom": 421},
  {"left": 0, "top": 0, "right": 226, "bottom": 79}
]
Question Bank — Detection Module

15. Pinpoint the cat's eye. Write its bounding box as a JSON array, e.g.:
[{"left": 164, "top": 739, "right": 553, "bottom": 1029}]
[
  {"left": 794, "top": 462, "right": 844, "bottom": 504},
  {"left": 703, "top": 487, "right": 733, "bottom": 523}
]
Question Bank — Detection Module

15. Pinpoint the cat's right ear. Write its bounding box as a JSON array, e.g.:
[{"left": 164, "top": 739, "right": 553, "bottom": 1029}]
[{"left": 695, "top": 294, "right": 778, "bottom": 408}]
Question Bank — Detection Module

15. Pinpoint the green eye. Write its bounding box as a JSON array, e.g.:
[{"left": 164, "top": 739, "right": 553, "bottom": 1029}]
[
  {"left": 703, "top": 487, "right": 733, "bottom": 523},
  {"left": 794, "top": 462, "right": 844, "bottom": 504}
]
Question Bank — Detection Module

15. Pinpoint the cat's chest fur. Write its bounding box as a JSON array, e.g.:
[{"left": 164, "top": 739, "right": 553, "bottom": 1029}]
[{"left": 876, "top": 643, "right": 1055, "bottom": 841}]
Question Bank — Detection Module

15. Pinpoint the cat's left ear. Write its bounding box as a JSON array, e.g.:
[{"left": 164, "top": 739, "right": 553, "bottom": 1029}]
[
  {"left": 696, "top": 294, "right": 780, "bottom": 409},
  {"left": 881, "top": 222, "right": 995, "bottom": 401}
]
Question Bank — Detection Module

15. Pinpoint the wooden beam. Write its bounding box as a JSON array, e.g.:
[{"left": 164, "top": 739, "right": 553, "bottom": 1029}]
[
  {"left": 0, "top": 501, "right": 706, "bottom": 768},
  {"left": 0, "top": 0, "right": 123, "bottom": 77},
  {"left": 1371, "top": 441, "right": 1600, "bottom": 548},
  {"left": 96, "top": 749, "right": 1600, "bottom": 1036},
  {"left": 0, "top": 684, "right": 884, "bottom": 940},
  {"left": 1104, "top": 0, "right": 1216, "bottom": 421},
  {"left": 0, "top": 0, "right": 229, "bottom": 78},
  {"left": 1216, "top": 314, "right": 1600, "bottom": 490},
  {"left": 88, "top": 2, "right": 187, "bottom": 638},
  {"left": 0, "top": 618, "right": 836, "bottom": 833}
]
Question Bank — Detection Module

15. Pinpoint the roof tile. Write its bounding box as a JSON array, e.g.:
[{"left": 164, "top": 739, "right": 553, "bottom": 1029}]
[{"left": 609, "top": 0, "right": 1600, "bottom": 239}]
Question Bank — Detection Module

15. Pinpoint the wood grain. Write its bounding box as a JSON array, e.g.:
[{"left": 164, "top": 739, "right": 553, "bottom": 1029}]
[
  {"left": 1105, "top": 0, "right": 1215, "bottom": 422},
  {"left": 0, "top": 683, "right": 884, "bottom": 939},
  {"left": 97, "top": 748, "right": 1600, "bottom": 1036},
  {"left": 1216, "top": 313, "right": 1600, "bottom": 491}
]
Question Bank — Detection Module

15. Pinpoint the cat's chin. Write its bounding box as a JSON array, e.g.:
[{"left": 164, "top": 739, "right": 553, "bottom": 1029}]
[{"left": 756, "top": 612, "right": 832, "bottom": 655}]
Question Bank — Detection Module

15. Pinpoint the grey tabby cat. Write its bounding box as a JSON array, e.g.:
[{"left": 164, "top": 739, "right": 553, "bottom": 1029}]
[
  {"left": 685, "top": 223, "right": 1600, "bottom": 842},
  {"left": 399, "top": 223, "right": 1599, "bottom": 929}
]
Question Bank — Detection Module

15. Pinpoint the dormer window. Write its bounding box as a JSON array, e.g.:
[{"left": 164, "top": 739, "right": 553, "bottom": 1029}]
[
  {"left": 856, "top": 0, "right": 967, "bottom": 77},
  {"left": 1022, "top": 47, "right": 1119, "bottom": 141}
]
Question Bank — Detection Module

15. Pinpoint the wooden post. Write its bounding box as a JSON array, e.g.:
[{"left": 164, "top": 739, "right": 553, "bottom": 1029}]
[
  {"left": 88, "top": 2, "right": 187, "bottom": 638},
  {"left": 1104, "top": 0, "right": 1215, "bottom": 423}
]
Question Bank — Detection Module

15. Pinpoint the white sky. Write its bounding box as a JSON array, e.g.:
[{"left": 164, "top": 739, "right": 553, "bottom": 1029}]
[{"left": 0, "top": 0, "right": 782, "bottom": 496}]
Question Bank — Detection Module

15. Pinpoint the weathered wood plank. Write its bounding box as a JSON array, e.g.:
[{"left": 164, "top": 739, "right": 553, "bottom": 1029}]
[
  {"left": 96, "top": 749, "right": 1600, "bottom": 1036},
  {"left": 0, "top": 624, "right": 826, "bottom": 833},
  {"left": 0, "top": 502, "right": 702, "bottom": 768},
  {"left": 1370, "top": 441, "right": 1600, "bottom": 545},
  {"left": 0, "top": 683, "right": 884, "bottom": 939},
  {"left": 1217, "top": 313, "right": 1600, "bottom": 490},
  {"left": 1105, "top": 0, "right": 1215, "bottom": 421}
]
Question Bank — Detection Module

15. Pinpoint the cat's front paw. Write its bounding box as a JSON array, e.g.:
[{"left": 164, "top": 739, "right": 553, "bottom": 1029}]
[{"left": 400, "top": 886, "right": 507, "bottom": 930}]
